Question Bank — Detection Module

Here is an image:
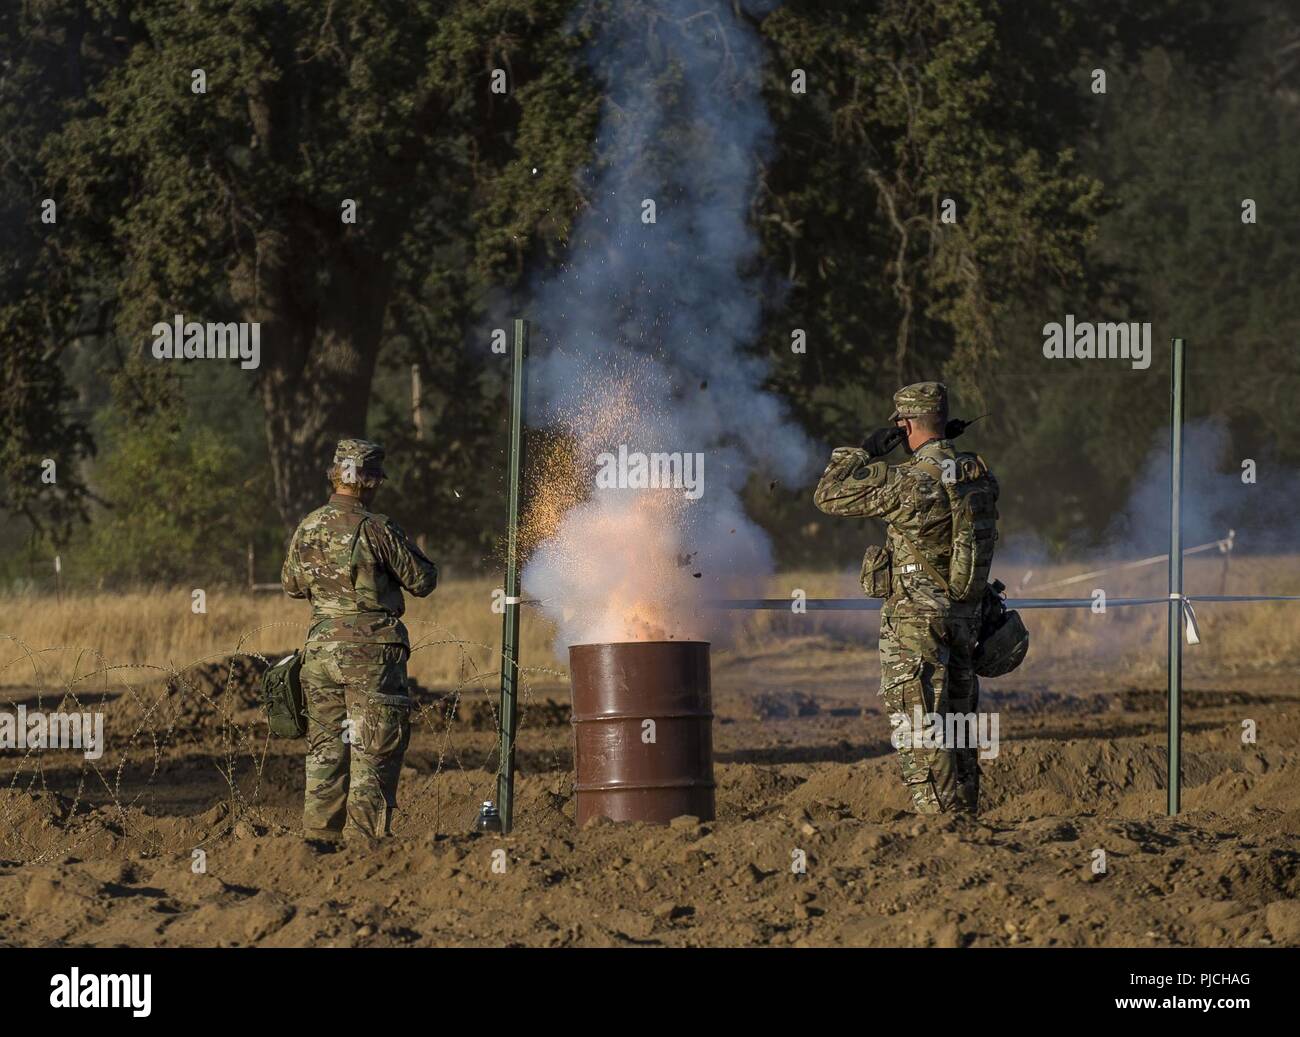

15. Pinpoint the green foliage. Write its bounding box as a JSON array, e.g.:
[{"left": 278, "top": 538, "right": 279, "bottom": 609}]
[
  {"left": 991, "top": 47, "right": 1300, "bottom": 549},
  {"left": 33, "top": 0, "right": 596, "bottom": 533},
  {"left": 78, "top": 413, "right": 272, "bottom": 586},
  {"left": 0, "top": 301, "right": 97, "bottom": 543},
  {"left": 753, "top": 0, "right": 1239, "bottom": 447},
  {"left": 4, "top": 0, "right": 1296, "bottom": 579},
  {"left": 753, "top": 0, "right": 1274, "bottom": 555},
  {"left": 0, "top": 1, "right": 109, "bottom": 543}
]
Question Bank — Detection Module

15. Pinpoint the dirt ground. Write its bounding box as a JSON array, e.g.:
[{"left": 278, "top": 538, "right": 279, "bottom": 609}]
[{"left": 2, "top": 634, "right": 1299, "bottom": 948}]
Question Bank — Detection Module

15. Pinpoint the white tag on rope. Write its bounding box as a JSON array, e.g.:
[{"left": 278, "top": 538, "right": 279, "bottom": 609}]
[{"left": 1169, "top": 593, "right": 1201, "bottom": 645}]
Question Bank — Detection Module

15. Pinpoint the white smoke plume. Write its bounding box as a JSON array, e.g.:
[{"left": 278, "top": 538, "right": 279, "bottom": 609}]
[
  {"left": 1001, "top": 417, "right": 1300, "bottom": 595},
  {"left": 521, "top": 0, "right": 815, "bottom": 650},
  {"left": 1104, "top": 418, "right": 1300, "bottom": 577}
]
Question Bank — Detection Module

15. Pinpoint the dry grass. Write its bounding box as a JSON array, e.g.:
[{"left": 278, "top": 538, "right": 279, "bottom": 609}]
[
  {"left": 0, "top": 553, "right": 1296, "bottom": 693},
  {"left": 0, "top": 583, "right": 560, "bottom": 694}
]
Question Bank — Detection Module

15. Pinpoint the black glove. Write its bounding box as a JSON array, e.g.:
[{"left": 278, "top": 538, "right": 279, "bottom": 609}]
[{"left": 861, "top": 426, "right": 905, "bottom": 458}]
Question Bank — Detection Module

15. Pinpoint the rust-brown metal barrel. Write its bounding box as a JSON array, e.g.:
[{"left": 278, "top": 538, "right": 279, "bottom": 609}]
[{"left": 568, "top": 641, "right": 715, "bottom": 825}]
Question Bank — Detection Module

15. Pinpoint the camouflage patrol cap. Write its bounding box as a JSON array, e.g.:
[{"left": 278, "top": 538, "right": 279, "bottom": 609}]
[
  {"left": 889, "top": 381, "right": 948, "bottom": 421},
  {"left": 332, "top": 438, "right": 386, "bottom": 477}
]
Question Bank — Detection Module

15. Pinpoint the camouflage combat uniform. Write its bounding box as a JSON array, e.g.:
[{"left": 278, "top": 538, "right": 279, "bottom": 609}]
[
  {"left": 281, "top": 439, "right": 438, "bottom": 839},
  {"left": 814, "top": 383, "right": 998, "bottom": 815}
]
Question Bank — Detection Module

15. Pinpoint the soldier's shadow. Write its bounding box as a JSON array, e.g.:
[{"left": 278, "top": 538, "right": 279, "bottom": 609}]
[{"left": 3, "top": 749, "right": 303, "bottom": 818}]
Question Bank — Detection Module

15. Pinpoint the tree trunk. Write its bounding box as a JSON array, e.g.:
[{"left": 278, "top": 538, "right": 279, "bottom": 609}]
[
  {"left": 234, "top": 227, "right": 394, "bottom": 533},
  {"left": 259, "top": 324, "right": 386, "bottom": 534}
]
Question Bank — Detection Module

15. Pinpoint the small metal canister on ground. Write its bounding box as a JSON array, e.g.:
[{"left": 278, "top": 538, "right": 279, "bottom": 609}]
[{"left": 568, "top": 640, "right": 715, "bottom": 826}]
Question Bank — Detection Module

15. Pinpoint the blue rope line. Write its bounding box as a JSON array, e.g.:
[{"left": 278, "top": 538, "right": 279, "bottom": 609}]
[{"left": 709, "top": 593, "right": 1300, "bottom": 612}]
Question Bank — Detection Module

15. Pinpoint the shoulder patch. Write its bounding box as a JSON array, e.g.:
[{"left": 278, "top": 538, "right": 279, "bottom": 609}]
[
  {"left": 864, "top": 460, "right": 888, "bottom": 486},
  {"left": 947, "top": 452, "right": 992, "bottom": 483}
]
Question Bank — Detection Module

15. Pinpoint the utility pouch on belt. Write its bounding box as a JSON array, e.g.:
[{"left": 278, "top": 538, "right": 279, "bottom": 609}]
[
  {"left": 860, "top": 544, "right": 892, "bottom": 599},
  {"left": 262, "top": 650, "right": 306, "bottom": 738}
]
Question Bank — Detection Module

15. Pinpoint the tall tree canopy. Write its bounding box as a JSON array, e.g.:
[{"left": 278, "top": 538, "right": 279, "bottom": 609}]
[
  {"left": 2, "top": 0, "right": 1295, "bottom": 584},
  {"left": 28, "top": 0, "right": 595, "bottom": 532}
]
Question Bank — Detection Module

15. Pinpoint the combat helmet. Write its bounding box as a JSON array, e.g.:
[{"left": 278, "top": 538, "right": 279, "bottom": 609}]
[
  {"left": 973, "top": 580, "right": 1030, "bottom": 678},
  {"left": 974, "top": 610, "right": 1029, "bottom": 677}
]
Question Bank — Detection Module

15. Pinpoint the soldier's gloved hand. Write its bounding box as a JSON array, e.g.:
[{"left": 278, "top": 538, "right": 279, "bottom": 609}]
[{"left": 861, "top": 426, "right": 905, "bottom": 458}]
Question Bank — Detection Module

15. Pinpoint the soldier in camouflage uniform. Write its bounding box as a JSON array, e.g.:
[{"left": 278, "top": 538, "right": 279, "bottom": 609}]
[
  {"left": 282, "top": 439, "right": 438, "bottom": 843},
  {"left": 814, "top": 382, "right": 998, "bottom": 815}
]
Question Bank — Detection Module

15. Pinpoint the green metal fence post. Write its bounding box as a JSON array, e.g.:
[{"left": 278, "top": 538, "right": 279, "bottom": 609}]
[
  {"left": 497, "top": 318, "right": 528, "bottom": 833},
  {"left": 1167, "top": 337, "right": 1185, "bottom": 816}
]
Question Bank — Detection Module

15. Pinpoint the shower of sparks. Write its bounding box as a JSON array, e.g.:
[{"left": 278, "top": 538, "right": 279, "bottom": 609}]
[{"left": 521, "top": 360, "right": 711, "bottom": 645}]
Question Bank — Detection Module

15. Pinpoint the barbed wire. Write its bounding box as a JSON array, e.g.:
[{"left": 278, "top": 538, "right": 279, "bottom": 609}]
[{"left": 0, "top": 622, "right": 573, "bottom": 866}]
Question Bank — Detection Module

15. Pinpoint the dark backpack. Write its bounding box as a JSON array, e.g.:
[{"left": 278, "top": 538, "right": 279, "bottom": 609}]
[
  {"left": 913, "top": 451, "right": 999, "bottom": 604},
  {"left": 262, "top": 651, "right": 306, "bottom": 738}
]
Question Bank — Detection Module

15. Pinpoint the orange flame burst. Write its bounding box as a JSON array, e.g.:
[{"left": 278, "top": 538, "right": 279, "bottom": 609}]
[{"left": 521, "top": 374, "right": 709, "bottom": 647}]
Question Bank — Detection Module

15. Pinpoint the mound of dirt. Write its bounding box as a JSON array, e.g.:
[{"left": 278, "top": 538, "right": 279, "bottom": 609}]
[
  {"left": 750, "top": 690, "right": 821, "bottom": 720},
  {"left": 413, "top": 688, "right": 571, "bottom": 731}
]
